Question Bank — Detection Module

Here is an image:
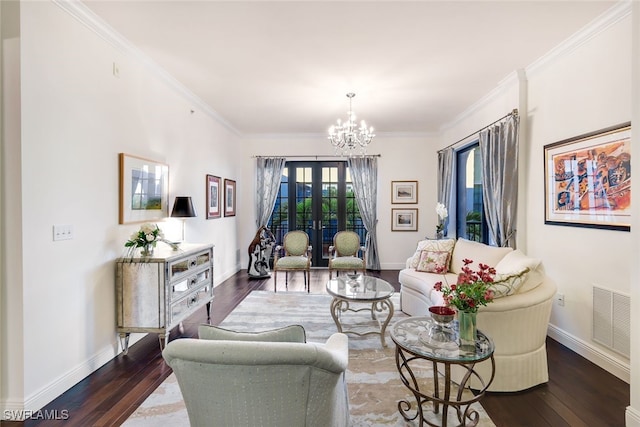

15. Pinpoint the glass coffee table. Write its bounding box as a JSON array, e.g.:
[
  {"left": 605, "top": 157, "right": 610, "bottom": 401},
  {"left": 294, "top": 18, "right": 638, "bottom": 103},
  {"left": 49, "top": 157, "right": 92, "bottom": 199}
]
[
  {"left": 326, "top": 275, "right": 395, "bottom": 347},
  {"left": 390, "top": 316, "right": 495, "bottom": 427}
]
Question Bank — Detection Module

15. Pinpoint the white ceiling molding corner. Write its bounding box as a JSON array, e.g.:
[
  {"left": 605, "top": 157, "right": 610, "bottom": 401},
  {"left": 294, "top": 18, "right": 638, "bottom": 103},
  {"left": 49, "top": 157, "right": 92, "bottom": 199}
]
[{"left": 52, "top": 0, "right": 241, "bottom": 137}]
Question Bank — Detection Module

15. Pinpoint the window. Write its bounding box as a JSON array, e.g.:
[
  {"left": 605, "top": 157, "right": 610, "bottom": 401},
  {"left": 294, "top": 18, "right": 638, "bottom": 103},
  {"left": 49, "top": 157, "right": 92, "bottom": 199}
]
[{"left": 456, "top": 143, "right": 488, "bottom": 243}]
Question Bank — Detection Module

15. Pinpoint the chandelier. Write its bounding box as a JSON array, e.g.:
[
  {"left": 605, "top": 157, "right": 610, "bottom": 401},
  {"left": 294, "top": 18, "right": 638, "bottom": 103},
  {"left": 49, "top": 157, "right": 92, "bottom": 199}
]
[{"left": 328, "top": 93, "right": 375, "bottom": 156}]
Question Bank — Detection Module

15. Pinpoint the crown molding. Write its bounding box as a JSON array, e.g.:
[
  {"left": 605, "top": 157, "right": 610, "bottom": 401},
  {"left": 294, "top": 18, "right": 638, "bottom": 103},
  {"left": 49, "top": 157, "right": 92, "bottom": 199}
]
[
  {"left": 441, "top": 0, "right": 631, "bottom": 134},
  {"left": 52, "top": 0, "right": 240, "bottom": 137}
]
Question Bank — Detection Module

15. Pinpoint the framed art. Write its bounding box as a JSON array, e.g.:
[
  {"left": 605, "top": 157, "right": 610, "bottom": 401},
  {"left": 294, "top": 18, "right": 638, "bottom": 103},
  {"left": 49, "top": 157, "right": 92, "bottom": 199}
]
[
  {"left": 206, "top": 175, "right": 221, "bottom": 219},
  {"left": 392, "top": 181, "right": 418, "bottom": 204},
  {"left": 392, "top": 208, "right": 418, "bottom": 231},
  {"left": 544, "top": 122, "right": 631, "bottom": 231},
  {"left": 224, "top": 179, "right": 236, "bottom": 217},
  {"left": 119, "top": 153, "right": 169, "bottom": 224}
]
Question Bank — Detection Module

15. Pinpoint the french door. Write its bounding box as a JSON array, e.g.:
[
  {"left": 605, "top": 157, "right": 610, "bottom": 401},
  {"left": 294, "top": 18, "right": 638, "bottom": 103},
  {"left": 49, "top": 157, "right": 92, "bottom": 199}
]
[{"left": 268, "top": 161, "right": 364, "bottom": 267}]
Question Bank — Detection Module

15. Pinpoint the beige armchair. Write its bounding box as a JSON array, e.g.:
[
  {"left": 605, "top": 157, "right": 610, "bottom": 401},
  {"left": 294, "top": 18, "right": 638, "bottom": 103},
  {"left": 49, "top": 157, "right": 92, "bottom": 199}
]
[
  {"left": 273, "top": 230, "right": 311, "bottom": 292},
  {"left": 162, "top": 325, "right": 350, "bottom": 427},
  {"left": 328, "top": 231, "right": 366, "bottom": 279}
]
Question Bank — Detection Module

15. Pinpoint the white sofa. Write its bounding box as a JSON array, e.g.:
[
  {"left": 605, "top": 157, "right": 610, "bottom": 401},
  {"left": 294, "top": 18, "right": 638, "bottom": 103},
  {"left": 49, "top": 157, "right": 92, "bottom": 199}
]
[{"left": 399, "top": 238, "right": 557, "bottom": 392}]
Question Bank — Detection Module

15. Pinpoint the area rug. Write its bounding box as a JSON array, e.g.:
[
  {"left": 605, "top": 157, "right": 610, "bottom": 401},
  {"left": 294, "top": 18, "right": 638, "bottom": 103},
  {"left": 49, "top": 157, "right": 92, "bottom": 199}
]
[{"left": 123, "top": 291, "right": 495, "bottom": 427}]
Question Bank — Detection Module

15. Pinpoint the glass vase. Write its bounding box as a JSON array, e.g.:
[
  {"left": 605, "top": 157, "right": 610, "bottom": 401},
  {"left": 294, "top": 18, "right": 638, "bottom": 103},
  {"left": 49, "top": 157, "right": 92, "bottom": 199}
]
[
  {"left": 140, "top": 243, "right": 154, "bottom": 257},
  {"left": 458, "top": 310, "right": 477, "bottom": 350}
]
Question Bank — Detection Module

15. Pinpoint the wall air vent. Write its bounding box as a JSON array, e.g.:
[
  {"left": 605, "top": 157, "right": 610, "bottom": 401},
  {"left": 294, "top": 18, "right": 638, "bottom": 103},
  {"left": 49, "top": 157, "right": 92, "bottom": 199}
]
[{"left": 592, "top": 285, "right": 630, "bottom": 358}]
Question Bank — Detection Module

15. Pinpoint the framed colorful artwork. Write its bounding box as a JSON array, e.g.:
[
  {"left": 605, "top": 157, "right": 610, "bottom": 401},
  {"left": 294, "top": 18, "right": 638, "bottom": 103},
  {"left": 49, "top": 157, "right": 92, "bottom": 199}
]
[
  {"left": 544, "top": 122, "right": 631, "bottom": 231},
  {"left": 224, "top": 179, "right": 236, "bottom": 217},
  {"left": 392, "top": 181, "right": 418, "bottom": 204},
  {"left": 119, "top": 153, "right": 169, "bottom": 224},
  {"left": 392, "top": 208, "right": 418, "bottom": 231},
  {"left": 206, "top": 175, "right": 221, "bottom": 219}
]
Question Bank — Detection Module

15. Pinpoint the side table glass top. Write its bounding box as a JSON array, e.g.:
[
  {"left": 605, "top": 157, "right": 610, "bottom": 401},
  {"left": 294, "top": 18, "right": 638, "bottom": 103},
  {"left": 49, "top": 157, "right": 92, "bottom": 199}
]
[
  {"left": 391, "top": 316, "right": 494, "bottom": 363},
  {"left": 326, "top": 275, "right": 394, "bottom": 301}
]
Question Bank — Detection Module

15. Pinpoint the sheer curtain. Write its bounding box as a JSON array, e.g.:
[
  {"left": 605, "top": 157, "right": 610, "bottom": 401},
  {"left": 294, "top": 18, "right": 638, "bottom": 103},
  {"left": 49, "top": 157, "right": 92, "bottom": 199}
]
[
  {"left": 479, "top": 115, "right": 519, "bottom": 248},
  {"left": 347, "top": 156, "right": 381, "bottom": 270},
  {"left": 437, "top": 148, "right": 454, "bottom": 236},
  {"left": 255, "top": 157, "right": 286, "bottom": 228}
]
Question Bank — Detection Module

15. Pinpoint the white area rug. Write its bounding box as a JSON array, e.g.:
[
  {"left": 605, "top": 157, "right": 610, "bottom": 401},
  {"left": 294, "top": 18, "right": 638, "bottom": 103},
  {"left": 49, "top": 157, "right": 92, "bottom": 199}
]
[{"left": 123, "top": 291, "right": 495, "bottom": 427}]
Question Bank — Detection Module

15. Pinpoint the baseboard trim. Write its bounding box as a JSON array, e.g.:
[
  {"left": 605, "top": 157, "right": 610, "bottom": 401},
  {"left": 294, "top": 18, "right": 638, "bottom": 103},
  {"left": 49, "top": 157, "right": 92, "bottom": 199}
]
[
  {"left": 548, "top": 323, "right": 630, "bottom": 383},
  {"left": 626, "top": 406, "right": 640, "bottom": 426},
  {"left": 1, "top": 344, "right": 120, "bottom": 420}
]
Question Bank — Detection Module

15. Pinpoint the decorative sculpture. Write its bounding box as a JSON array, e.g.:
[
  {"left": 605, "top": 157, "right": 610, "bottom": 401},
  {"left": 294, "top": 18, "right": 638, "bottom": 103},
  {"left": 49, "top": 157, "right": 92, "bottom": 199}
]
[{"left": 247, "top": 226, "right": 276, "bottom": 279}]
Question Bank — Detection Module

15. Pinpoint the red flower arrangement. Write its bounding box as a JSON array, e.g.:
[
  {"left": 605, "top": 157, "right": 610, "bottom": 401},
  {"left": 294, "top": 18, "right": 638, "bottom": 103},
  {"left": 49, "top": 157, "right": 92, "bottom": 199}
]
[{"left": 434, "top": 258, "right": 496, "bottom": 313}]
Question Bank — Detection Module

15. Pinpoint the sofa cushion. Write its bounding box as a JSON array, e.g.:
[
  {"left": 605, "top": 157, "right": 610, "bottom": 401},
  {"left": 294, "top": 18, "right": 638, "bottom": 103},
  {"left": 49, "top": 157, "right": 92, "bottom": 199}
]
[
  {"left": 495, "top": 249, "right": 545, "bottom": 293},
  {"left": 409, "top": 238, "right": 455, "bottom": 269},
  {"left": 450, "top": 238, "right": 512, "bottom": 273},
  {"left": 398, "top": 269, "right": 457, "bottom": 306},
  {"left": 416, "top": 250, "right": 450, "bottom": 273},
  {"left": 198, "top": 324, "right": 307, "bottom": 343}
]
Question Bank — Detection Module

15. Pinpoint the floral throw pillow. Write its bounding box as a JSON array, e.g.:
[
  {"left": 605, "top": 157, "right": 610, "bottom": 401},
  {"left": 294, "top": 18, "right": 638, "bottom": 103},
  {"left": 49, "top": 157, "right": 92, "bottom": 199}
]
[
  {"left": 409, "top": 238, "right": 455, "bottom": 269},
  {"left": 415, "top": 250, "right": 450, "bottom": 274},
  {"left": 488, "top": 268, "right": 530, "bottom": 298}
]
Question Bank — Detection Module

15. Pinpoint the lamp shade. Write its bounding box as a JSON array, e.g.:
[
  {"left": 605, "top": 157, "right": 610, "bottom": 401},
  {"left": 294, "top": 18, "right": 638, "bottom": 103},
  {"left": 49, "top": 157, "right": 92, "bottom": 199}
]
[{"left": 171, "top": 196, "right": 197, "bottom": 218}]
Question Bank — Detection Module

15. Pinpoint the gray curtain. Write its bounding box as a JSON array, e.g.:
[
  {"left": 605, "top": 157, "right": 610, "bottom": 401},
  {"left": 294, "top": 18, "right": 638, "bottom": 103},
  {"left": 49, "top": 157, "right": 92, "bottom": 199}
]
[
  {"left": 437, "top": 148, "right": 454, "bottom": 236},
  {"left": 479, "top": 115, "right": 519, "bottom": 248},
  {"left": 255, "top": 157, "right": 286, "bottom": 228},
  {"left": 347, "top": 156, "right": 381, "bottom": 270}
]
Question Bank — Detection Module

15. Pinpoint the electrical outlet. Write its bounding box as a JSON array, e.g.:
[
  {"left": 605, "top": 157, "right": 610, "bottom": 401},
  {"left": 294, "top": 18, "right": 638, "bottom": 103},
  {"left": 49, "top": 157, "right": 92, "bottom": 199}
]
[
  {"left": 113, "top": 62, "right": 120, "bottom": 78},
  {"left": 53, "top": 225, "right": 74, "bottom": 241},
  {"left": 556, "top": 293, "right": 565, "bottom": 307}
]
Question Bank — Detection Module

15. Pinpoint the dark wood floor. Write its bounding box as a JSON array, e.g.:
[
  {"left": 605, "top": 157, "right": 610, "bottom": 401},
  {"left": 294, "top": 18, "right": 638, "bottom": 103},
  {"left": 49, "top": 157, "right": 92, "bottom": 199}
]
[{"left": 2, "top": 269, "right": 629, "bottom": 426}]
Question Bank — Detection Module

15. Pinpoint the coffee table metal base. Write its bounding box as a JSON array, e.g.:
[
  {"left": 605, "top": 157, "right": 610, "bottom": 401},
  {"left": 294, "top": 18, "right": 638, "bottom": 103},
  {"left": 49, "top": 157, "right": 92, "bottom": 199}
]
[
  {"left": 329, "top": 297, "right": 394, "bottom": 347},
  {"left": 394, "top": 346, "right": 495, "bottom": 427}
]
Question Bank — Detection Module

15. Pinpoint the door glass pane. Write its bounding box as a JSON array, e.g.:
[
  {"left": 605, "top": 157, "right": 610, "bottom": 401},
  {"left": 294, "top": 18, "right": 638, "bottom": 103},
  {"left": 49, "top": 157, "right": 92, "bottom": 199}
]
[
  {"left": 296, "top": 167, "right": 313, "bottom": 238},
  {"left": 322, "top": 167, "right": 338, "bottom": 260},
  {"left": 456, "top": 145, "right": 486, "bottom": 242}
]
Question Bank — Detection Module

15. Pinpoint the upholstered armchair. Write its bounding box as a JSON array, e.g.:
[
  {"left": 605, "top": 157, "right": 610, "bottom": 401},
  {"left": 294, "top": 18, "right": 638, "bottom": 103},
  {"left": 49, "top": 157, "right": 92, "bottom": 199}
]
[
  {"left": 162, "top": 325, "right": 350, "bottom": 427},
  {"left": 273, "top": 230, "right": 311, "bottom": 292},
  {"left": 328, "top": 231, "right": 366, "bottom": 279}
]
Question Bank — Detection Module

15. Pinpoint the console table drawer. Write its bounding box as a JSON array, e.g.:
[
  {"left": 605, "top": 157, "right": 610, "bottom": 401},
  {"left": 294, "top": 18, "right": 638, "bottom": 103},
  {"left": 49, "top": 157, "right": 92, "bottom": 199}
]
[
  {"left": 170, "top": 284, "right": 213, "bottom": 324},
  {"left": 171, "top": 267, "right": 211, "bottom": 300}
]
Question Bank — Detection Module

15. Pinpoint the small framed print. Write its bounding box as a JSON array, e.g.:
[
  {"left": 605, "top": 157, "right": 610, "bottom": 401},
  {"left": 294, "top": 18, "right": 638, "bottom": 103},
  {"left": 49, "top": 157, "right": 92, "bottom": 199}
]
[
  {"left": 206, "top": 175, "right": 221, "bottom": 219},
  {"left": 224, "top": 179, "right": 236, "bottom": 217},
  {"left": 544, "top": 122, "right": 631, "bottom": 231},
  {"left": 392, "top": 208, "right": 418, "bottom": 231},
  {"left": 392, "top": 181, "right": 418, "bottom": 204}
]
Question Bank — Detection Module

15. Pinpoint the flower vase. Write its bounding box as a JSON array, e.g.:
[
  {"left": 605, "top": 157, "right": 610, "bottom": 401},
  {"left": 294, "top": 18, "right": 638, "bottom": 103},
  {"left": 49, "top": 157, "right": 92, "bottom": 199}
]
[
  {"left": 458, "top": 310, "right": 477, "bottom": 350},
  {"left": 140, "top": 244, "right": 154, "bottom": 257}
]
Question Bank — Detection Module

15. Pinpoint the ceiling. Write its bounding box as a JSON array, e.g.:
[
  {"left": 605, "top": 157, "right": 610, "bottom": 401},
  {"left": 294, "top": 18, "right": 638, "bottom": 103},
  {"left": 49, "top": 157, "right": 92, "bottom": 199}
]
[{"left": 83, "top": 1, "right": 617, "bottom": 136}]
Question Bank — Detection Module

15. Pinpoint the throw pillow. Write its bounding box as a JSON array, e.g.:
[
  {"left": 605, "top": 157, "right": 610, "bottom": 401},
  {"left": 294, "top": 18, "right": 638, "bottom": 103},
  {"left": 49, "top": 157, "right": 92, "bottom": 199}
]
[
  {"left": 409, "top": 238, "right": 455, "bottom": 269},
  {"left": 495, "top": 249, "right": 544, "bottom": 293},
  {"left": 449, "top": 238, "right": 513, "bottom": 274},
  {"left": 488, "top": 268, "right": 530, "bottom": 298},
  {"left": 415, "top": 250, "right": 450, "bottom": 273},
  {"left": 198, "top": 324, "right": 306, "bottom": 343}
]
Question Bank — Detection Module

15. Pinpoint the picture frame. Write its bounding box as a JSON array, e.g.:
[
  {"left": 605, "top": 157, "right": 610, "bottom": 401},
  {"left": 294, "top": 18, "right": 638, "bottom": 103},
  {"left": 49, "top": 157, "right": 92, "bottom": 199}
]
[
  {"left": 392, "top": 181, "right": 418, "bottom": 204},
  {"left": 224, "top": 179, "right": 236, "bottom": 217},
  {"left": 544, "top": 122, "right": 631, "bottom": 231},
  {"left": 392, "top": 208, "right": 418, "bottom": 231},
  {"left": 119, "top": 153, "right": 169, "bottom": 224},
  {"left": 206, "top": 175, "right": 221, "bottom": 219}
]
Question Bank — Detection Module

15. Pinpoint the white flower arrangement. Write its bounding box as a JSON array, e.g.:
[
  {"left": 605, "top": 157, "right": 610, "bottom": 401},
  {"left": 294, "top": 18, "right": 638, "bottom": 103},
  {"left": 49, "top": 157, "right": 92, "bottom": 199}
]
[
  {"left": 435, "top": 202, "right": 448, "bottom": 237},
  {"left": 125, "top": 223, "right": 164, "bottom": 256}
]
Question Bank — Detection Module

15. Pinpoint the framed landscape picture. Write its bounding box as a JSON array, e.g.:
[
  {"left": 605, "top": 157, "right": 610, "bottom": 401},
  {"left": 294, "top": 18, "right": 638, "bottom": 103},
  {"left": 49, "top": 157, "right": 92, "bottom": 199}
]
[
  {"left": 392, "top": 208, "right": 418, "bottom": 231},
  {"left": 224, "top": 179, "right": 236, "bottom": 217},
  {"left": 119, "top": 153, "right": 169, "bottom": 224},
  {"left": 544, "top": 122, "right": 631, "bottom": 231},
  {"left": 206, "top": 174, "right": 221, "bottom": 219},
  {"left": 392, "top": 181, "right": 418, "bottom": 204}
]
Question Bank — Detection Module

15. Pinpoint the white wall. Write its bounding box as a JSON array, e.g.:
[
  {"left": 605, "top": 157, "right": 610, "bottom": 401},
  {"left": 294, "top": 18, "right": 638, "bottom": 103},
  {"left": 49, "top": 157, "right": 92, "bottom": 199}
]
[
  {"left": 1, "top": 1, "right": 242, "bottom": 415},
  {"left": 240, "top": 132, "right": 439, "bottom": 271},
  {"left": 437, "top": 6, "right": 633, "bottom": 384}
]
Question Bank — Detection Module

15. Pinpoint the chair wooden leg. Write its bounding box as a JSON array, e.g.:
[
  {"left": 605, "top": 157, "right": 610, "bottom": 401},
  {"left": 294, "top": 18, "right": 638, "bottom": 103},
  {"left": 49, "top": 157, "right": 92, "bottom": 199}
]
[
  {"left": 285, "top": 272, "right": 288, "bottom": 289},
  {"left": 274, "top": 271, "right": 277, "bottom": 292},
  {"left": 306, "top": 270, "right": 310, "bottom": 293}
]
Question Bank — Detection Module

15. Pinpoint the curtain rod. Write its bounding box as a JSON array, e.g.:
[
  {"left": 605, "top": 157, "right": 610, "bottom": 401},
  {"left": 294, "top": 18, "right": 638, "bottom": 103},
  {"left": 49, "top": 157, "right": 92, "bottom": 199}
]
[
  {"left": 438, "top": 108, "right": 519, "bottom": 153},
  {"left": 252, "top": 154, "right": 382, "bottom": 159}
]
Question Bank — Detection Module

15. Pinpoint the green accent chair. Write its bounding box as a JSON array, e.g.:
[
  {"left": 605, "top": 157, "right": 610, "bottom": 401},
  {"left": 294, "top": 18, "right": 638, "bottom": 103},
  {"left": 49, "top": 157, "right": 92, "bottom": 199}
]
[
  {"left": 163, "top": 325, "right": 350, "bottom": 427},
  {"left": 273, "top": 230, "right": 311, "bottom": 292},
  {"left": 328, "top": 231, "right": 366, "bottom": 279}
]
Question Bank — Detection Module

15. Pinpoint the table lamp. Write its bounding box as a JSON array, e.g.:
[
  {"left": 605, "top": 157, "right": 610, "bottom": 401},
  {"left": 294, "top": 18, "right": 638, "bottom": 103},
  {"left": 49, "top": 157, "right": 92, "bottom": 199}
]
[{"left": 171, "top": 196, "right": 197, "bottom": 243}]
